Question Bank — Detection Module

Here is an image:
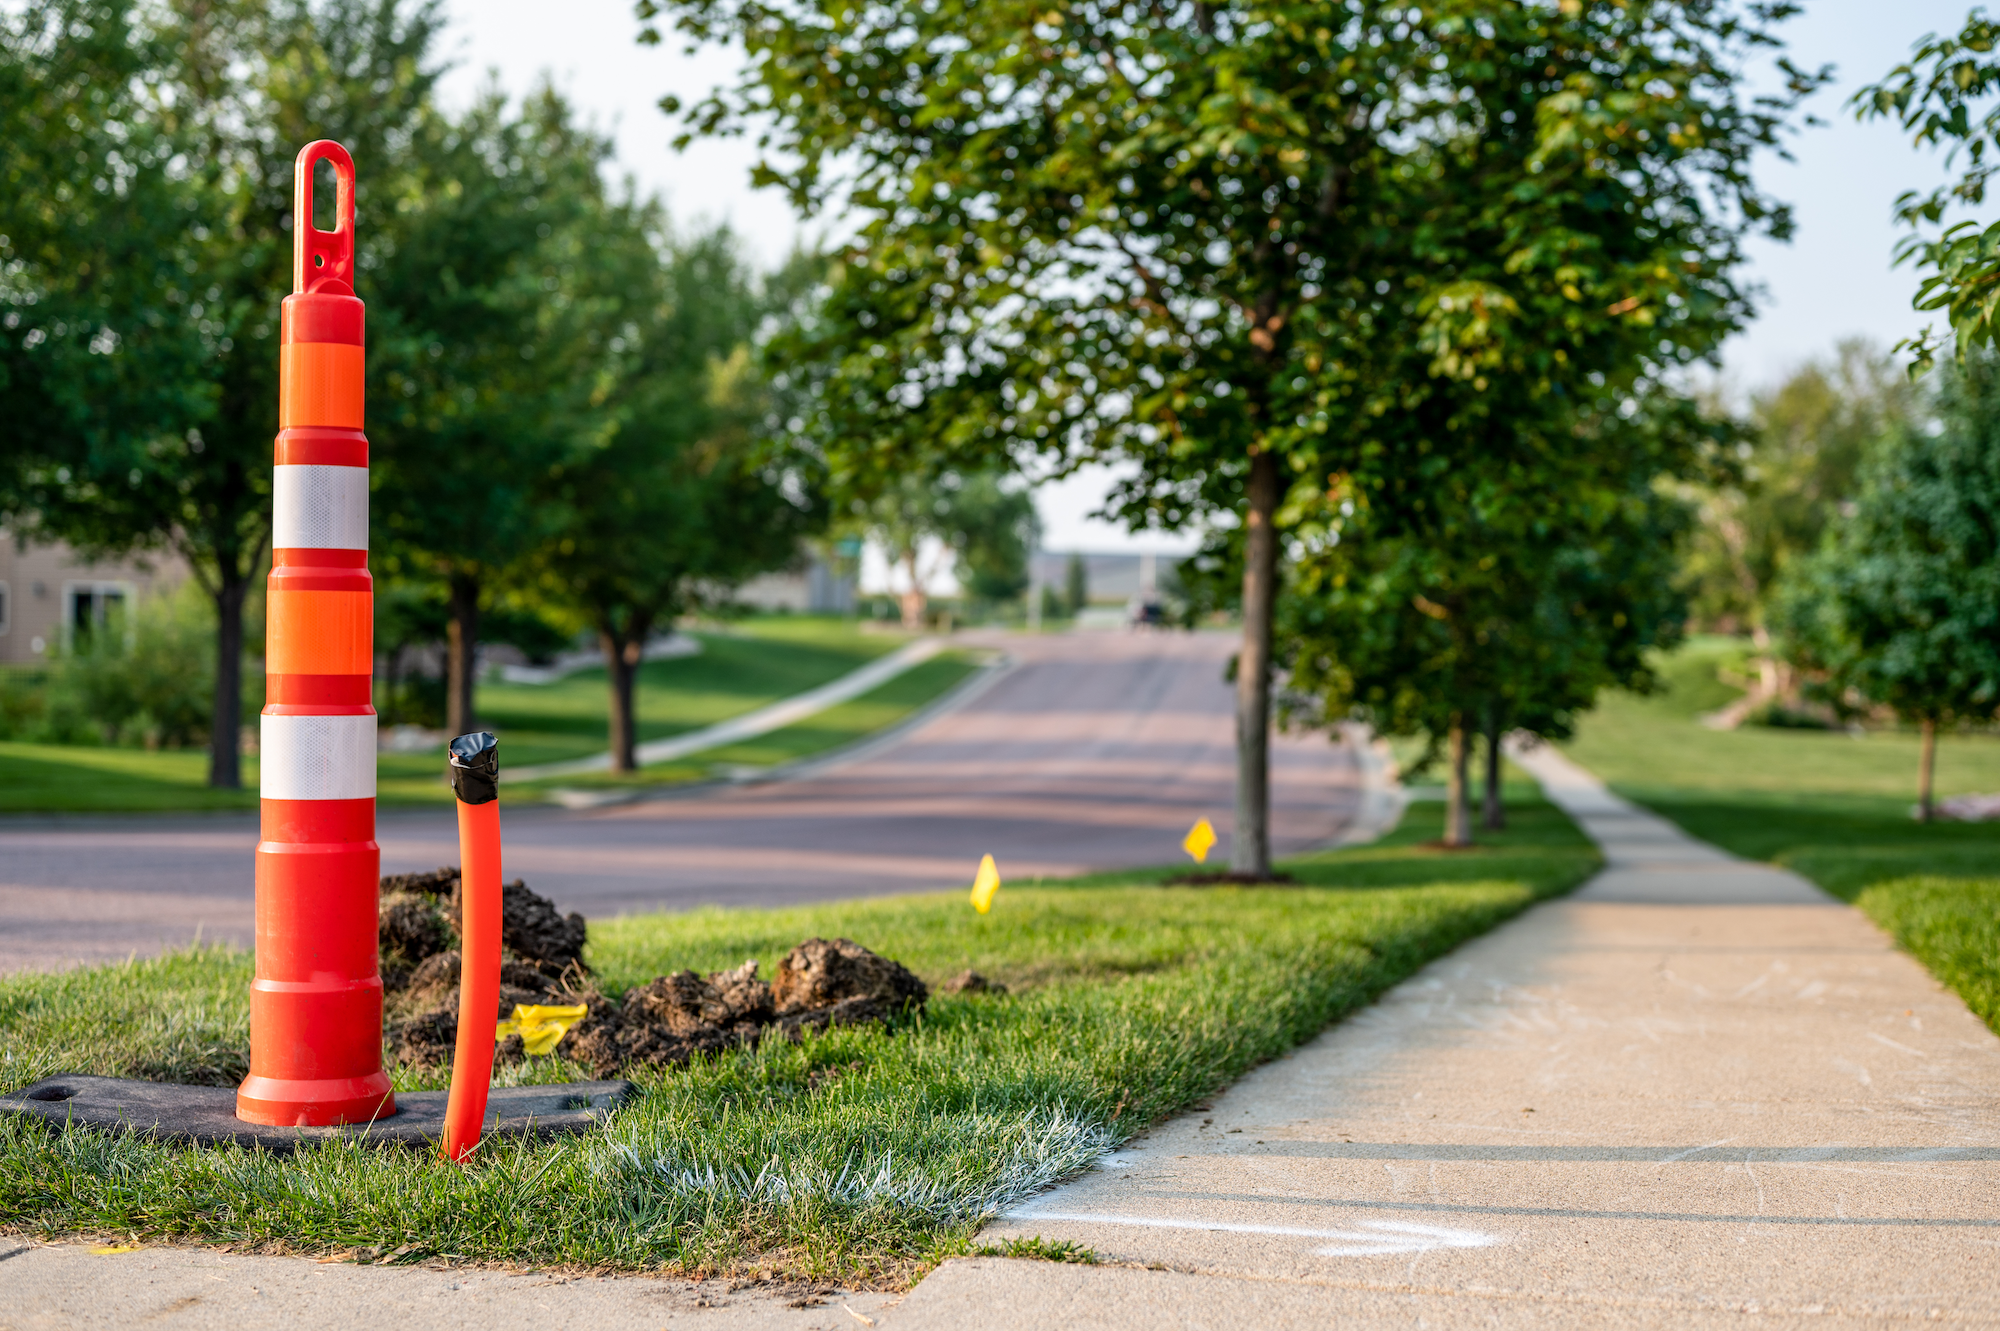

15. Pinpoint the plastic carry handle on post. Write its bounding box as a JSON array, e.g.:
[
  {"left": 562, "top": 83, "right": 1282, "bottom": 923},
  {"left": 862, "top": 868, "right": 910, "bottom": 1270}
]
[
  {"left": 442, "top": 732, "right": 502, "bottom": 1162},
  {"left": 293, "top": 140, "right": 356, "bottom": 295}
]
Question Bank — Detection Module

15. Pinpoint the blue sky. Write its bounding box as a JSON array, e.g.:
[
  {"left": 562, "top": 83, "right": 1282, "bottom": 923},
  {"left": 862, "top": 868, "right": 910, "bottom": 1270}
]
[{"left": 443, "top": 0, "right": 1981, "bottom": 552}]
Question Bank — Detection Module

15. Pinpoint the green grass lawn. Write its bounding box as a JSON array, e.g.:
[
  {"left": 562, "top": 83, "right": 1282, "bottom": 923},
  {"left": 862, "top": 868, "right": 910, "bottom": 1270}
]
[
  {"left": 478, "top": 618, "right": 911, "bottom": 767},
  {"left": 0, "top": 619, "right": 922, "bottom": 813},
  {"left": 0, "top": 794, "right": 1597, "bottom": 1283},
  {"left": 0, "top": 744, "right": 261, "bottom": 814},
  {"left": 516, "top": 651, "right": 985, "bottom": 797},
  {"left": 1563, "top": 636, "right": 2000, "bottom": 1035}
]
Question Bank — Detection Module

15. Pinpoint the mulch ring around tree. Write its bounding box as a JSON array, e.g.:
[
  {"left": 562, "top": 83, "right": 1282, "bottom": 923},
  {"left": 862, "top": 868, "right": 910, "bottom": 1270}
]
[{"left": 377, "top": 868, "right": 932, "bottom": 1077}]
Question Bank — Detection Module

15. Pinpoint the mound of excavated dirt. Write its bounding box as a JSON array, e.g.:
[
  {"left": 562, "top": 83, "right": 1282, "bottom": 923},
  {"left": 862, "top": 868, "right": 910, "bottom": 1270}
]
[
  {"left": 453, "top": 879, "right": 588, "bottom": 982},
  {"left": 554, "top": 940, "right": 928, "bottom": 1078},
  {"left": 380, "top": 865, "right": 588, "bottom": 980},
  {"left": 773, "top": 936, "right": 929, "bottom": 1012},
  {"left": 378, "top": 894, "right": 453, "bottom": 989},
  {"left": 377, "top": 868, "right": 588, "bottom": 1067},
  {"left": 377, "top": 866, "right": 930, "bottom": 1075},
  {"left": 380, "top": 867, "right": 461, "bottom": 897}
]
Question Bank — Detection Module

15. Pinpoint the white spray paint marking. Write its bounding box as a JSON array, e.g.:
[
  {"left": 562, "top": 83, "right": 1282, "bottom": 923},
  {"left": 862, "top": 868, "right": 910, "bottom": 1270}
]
[
  {"left": 1866, "top": 1031, "right": 1927, "bottom": 1058},
  {"left": 1316, "top": 1221, "right": 1500, "bottom": 1258},
  {"left": 1003, "top": 1209, "right": 1498, "bottom": 1258},
  {"left": 1731, "top": 973, "right": 1770, "bottom": 999}
]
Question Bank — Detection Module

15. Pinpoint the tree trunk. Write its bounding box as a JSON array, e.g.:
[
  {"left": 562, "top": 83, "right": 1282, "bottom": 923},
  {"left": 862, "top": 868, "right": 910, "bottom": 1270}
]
[
  {"left": 207, "top": 573, "right": 250, "bottom": 789},
  {"left": 603, "top": 630, "right": 638, "bottom": 773},
  {"left": 1232, "top": 448, "right": 1280, "bottom": 877},
  {"left": 899, "top": 548, "right": 927, "bottom": 630},
  {"left": 1444, "top": 717, "right": 1472, "bottom": 848},
  {"left": 1918, "top": 717, "right": 1936, "bottom": 823},
  {"left": 1482, "top": 713, "right": 1506, "bottom": 832},
  {"left": 601, "top": 612, "right": 651, "bottom": 774},
  {"left": 446, "top": 571, "right": 480, "bottom": 737}
]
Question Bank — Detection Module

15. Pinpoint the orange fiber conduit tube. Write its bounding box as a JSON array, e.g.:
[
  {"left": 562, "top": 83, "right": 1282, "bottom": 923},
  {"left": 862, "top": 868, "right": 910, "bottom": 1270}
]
[{"left": 442, "top": 731, "right": 501, "bottom": 1162}]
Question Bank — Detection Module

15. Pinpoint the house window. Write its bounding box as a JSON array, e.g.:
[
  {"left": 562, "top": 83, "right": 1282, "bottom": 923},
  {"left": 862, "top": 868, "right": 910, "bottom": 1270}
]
[
  {"left": 0, "top": 581, "right": 9, "bottom": 635},
  {"left": 62, "top": 581, "right": 131, "bottom": 649}
]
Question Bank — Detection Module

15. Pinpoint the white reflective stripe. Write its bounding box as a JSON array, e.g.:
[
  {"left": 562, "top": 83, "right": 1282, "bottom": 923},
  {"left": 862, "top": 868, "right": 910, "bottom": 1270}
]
[
  {"left": 260, "top": 713, "right": 376, "bottom": 800},
  {"left": 272, "top": 464, "right": 367, "bottom": 551}
]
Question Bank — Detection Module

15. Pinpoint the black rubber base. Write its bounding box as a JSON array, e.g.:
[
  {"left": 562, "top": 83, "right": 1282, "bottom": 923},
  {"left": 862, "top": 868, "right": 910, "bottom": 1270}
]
[{"left": 0, "top": 1074, "right": 637, "bottom": 1152}]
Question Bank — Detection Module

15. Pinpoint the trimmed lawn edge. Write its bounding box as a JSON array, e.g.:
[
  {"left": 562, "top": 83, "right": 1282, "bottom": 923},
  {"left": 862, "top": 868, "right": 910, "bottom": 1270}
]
[
  {"left": 1595, "top": 783, "right": 2000, "bottom": 1042},
  {"left": 0, "top": 794, "right": 1599, "bottom": 1286}
]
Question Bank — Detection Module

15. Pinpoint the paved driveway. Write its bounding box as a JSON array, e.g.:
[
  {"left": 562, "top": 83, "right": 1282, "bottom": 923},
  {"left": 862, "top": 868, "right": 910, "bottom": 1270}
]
[{"left": 0, "top": 630, "right": 1362, "bottom": 972}]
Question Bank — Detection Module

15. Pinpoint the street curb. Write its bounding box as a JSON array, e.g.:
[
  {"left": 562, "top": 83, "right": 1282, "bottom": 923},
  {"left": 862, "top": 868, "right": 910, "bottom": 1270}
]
[
  {"left": 540, "top": 648, "right": 1012, "bottom": 811},
  {"left": 1321, "top": 721, "right": 1410, "bottom": 850}
]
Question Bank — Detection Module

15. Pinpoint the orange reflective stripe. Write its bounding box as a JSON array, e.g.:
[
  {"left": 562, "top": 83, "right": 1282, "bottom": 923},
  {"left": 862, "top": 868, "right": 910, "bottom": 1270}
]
[
  {"left": 278, "top": 343, "right": 365, "bottom": 429},
  {"left": 267, "top": 589, "right": 372, "bottom": 675}
]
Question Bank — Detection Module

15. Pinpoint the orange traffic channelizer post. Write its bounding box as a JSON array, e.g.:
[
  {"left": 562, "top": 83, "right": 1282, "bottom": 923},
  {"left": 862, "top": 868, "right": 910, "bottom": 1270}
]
[
  {"left": 442, "top": 731, "right": 502, "bottom": 1161},
  {"left": 237, "top": 139, "right": 393, "bottom": 1128},
  {"left": 0, "top": 139, "right": 637, "bottom": 1151}
]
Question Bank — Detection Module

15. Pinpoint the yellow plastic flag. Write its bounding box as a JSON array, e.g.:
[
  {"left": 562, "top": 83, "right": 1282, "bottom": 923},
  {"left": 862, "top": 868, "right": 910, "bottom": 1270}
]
[
  {"left": 1183, "top": 817, "right": 1217, "bottom": 864},
  {"left": 969, "top": 854, "right": 1001, "bottom": 914},
  {"left": 494, "top": 1002, "right": 590, "bottom": 1056}
]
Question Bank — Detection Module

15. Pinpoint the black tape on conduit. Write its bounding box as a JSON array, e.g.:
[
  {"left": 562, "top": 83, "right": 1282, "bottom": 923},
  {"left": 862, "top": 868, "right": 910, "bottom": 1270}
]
[{"left": 448, "top": 731, "right": 500, "bottom": 805}]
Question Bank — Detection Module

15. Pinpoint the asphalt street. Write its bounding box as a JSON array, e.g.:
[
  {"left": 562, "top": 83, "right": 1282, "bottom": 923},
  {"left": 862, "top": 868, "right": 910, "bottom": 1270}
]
[{"left": 0, "top": 630, "right": 1363, "bottom": 972}]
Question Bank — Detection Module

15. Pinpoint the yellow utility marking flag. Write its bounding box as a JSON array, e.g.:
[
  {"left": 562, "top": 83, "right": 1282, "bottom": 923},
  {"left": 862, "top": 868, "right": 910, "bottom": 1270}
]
[
  {"left": 970, "top": 854, "right": 1002, "bottom": 914},
  {"left": 1183, "top": 817, "right": 1217, "bottom": 863},
  {"left": 495, "top": 1002, "right": 590, "bottom": 1056}
]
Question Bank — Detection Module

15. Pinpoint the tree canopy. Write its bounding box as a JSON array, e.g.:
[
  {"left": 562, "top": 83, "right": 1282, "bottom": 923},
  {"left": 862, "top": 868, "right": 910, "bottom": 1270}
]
[
  {"left": 1676, "top": 340, "right": 1915, "bottom": 640},
  {"left": 2, "top": 0, "right": 444, "bottom": 784},
  {"left": 852, "top": 466, "right": 1038, "bottom": 627},
  {"left": 1281, "top": 378, "right": 1698, "bottom": 839},
  {"left": 367, "top": 82, "right": 623, "bottom": 734},
  {"left": 1856, "top": 8, "right": 2000, "bottom": 368},
  {"left": 1777, "top": 351, "right": 2000, "bottom": 818},
  {"left": 524, "top": 224, "right": 821, "bottom": 770},
  {"left": 3, "top": 0, "right": 830, "bottom": 781},
  {"left": 646, "top": 0, "right": 1821, "bottom": 870}
]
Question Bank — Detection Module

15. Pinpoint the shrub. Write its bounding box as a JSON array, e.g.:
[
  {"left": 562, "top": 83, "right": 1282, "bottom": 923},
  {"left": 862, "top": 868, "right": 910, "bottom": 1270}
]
[
  {"left": 1748, "top": 701, "right": 1834, "bottom": 730},
  {"left": 0, "top": 666, "right": 54, "bottom": 739},
  {"left": 45, "top": 583, "right": 215, "bottom": 748}
]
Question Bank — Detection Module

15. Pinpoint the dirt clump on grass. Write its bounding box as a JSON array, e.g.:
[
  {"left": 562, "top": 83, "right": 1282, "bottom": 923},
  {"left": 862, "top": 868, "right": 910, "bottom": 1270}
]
[
  {"left": 566, "top": 939, "right": 929, "bottom": 1077},
  {"left": 773, "top": 936, "right": 927, "bottom": 1011},
  {"left": 376, "top": 873, "right": 930, "bottom": 1075}
]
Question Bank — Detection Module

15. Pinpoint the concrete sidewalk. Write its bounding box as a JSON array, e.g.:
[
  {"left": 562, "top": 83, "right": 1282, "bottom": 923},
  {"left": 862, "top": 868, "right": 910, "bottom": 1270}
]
[
  {"left": 0, "top": 1239, "right": 900, "bottom": 1330},
  {"left": 897, "top": 745, "right": 2000, "bottom": 1328}
]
